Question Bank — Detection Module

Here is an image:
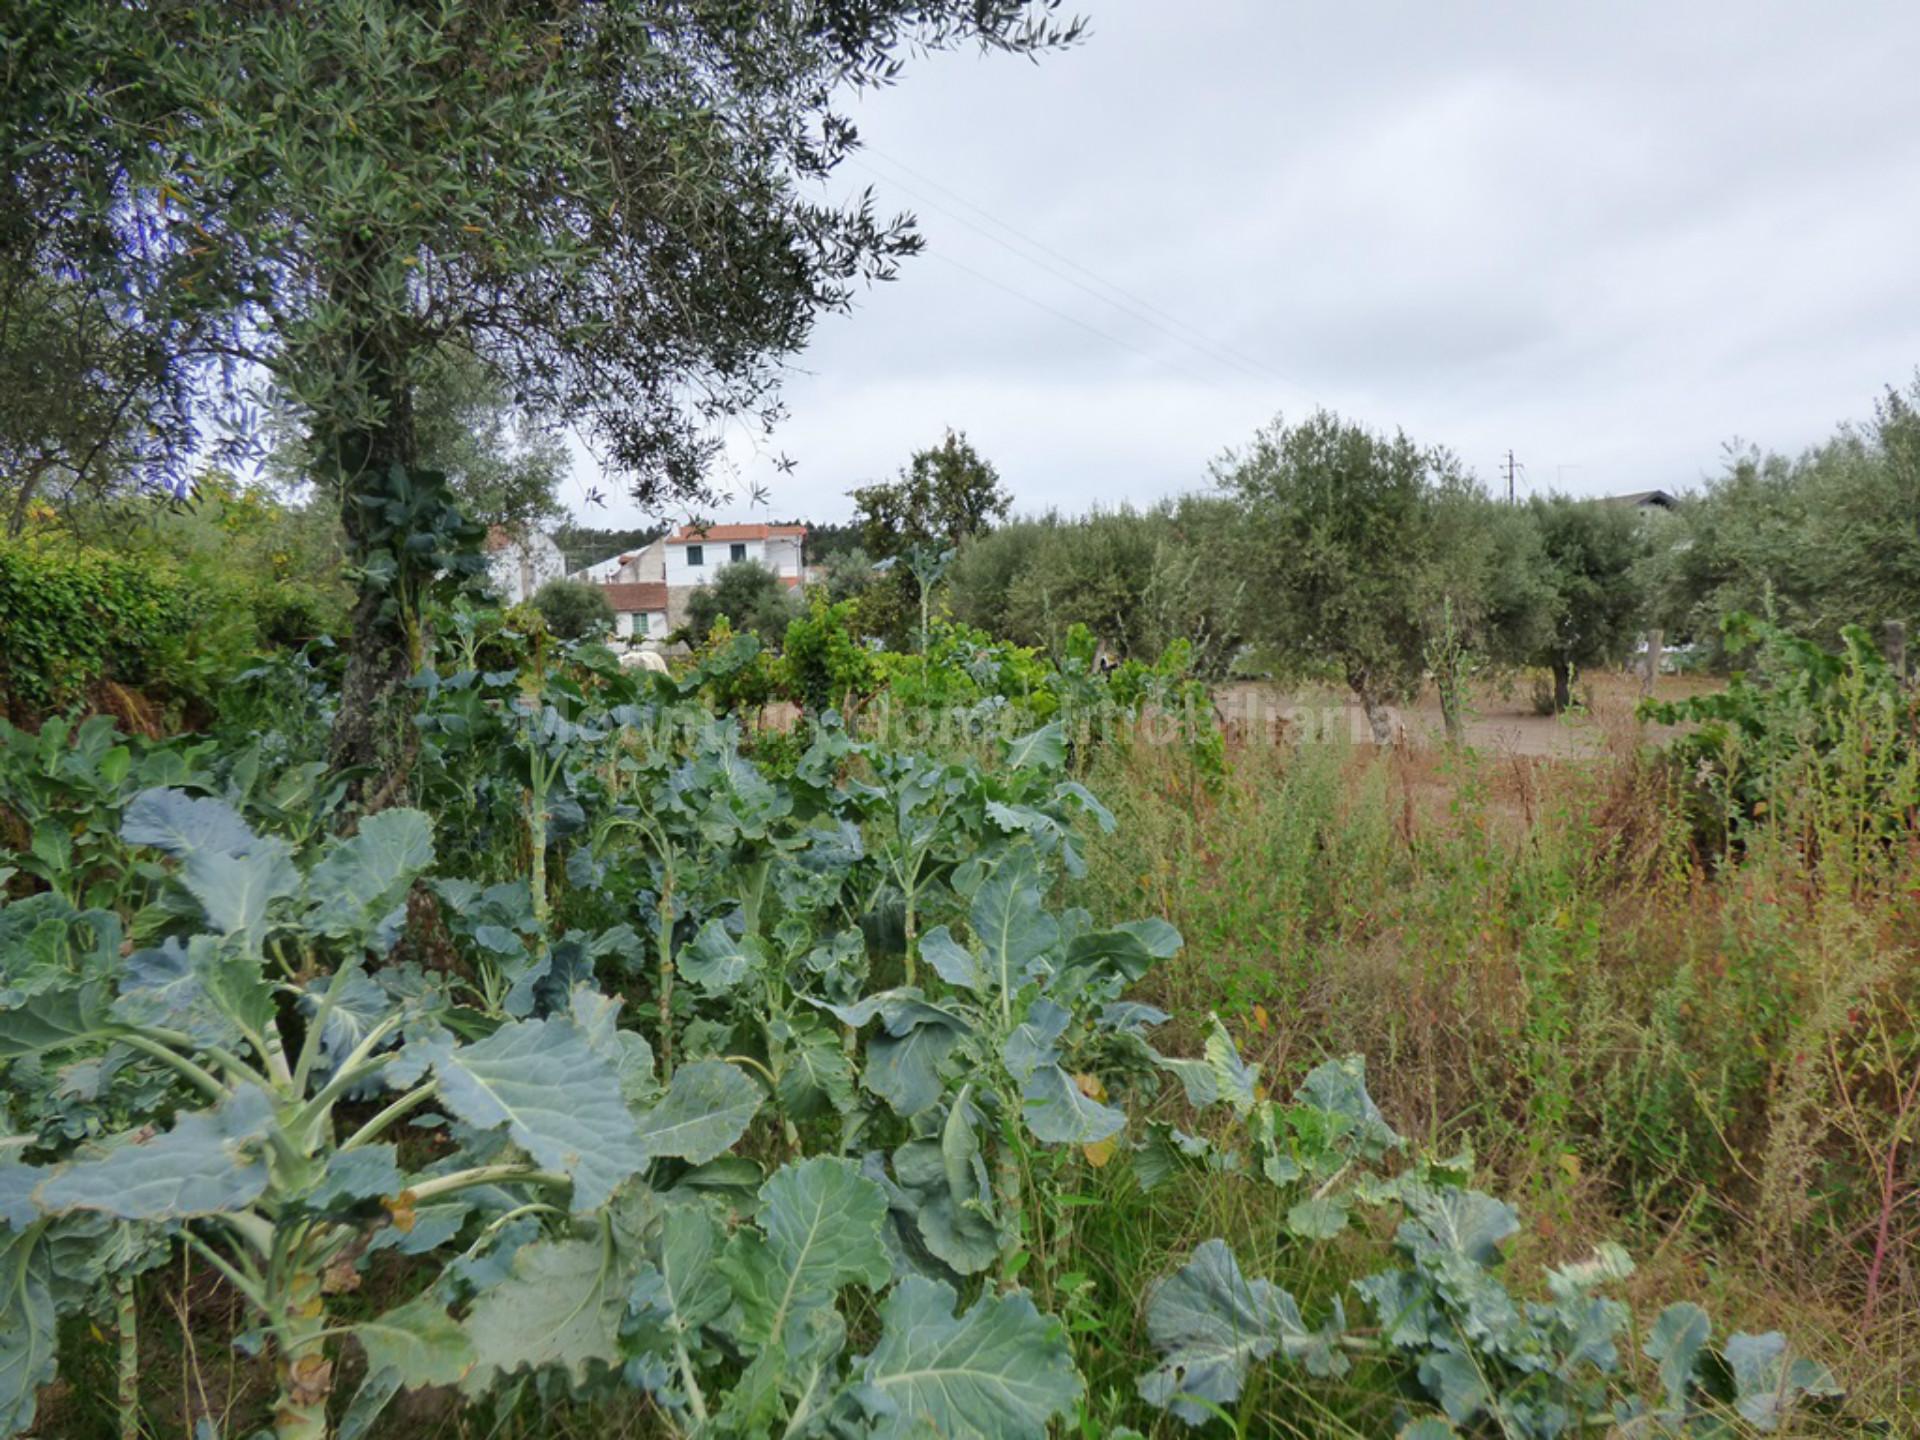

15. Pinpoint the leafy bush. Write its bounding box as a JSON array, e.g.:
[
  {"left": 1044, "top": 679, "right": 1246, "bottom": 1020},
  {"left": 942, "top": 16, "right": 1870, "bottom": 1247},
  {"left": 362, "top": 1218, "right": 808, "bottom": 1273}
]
[
  {"left": 1642, "top": 614, "right": 1919, "bottom": 856},
  {"left": 779, "top": 592, "right": 879, "bottom": 714},
  {"left": 529, "top": 576, "right": 615, "bottom": 640},
  {"left": 680, "top": 559, "right": 801, "bottom": 648},
  {"left": 0, "top": 538, "right": 195, "bottom": 720},
  {"left": 870, "top": 618, "right": 1059, "bottom": 720},
  {"left": 1128, "top": 1044, "right": 1842, "bottom": 1436}
]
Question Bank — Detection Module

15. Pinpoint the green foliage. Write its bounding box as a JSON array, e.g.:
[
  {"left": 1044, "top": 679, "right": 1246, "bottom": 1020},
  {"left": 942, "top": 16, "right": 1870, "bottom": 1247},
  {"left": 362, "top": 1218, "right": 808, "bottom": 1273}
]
[
  {"left": 1218, "top": 410, "right": 1473, "bottom": 735},
  {"left": 0, "top": 257, "right": 200, "bottom": 533},
  {"left": 684, "top": 619, "right": 784, "bottom": 715},
  {"left": 343, "top": 461, "right": 488, "bottom": 660},
  {"left": 869, "top": 620, "right": 1061, "bottom": 720},
  {"left": 852, "top": 431, "right": 1012, "bottom": 649},
  {"left": 949, "top": 498, "right": 1250, "bottom": 678},
  {"left": 1521, "top": 493, "right": 1648, "bottom": 709},
  {"left": 1644, "top": 374, "right": 1920, "bottom": 656},
  {"left": 852, "top": 430, "right": 1012, "bottom": 557},
  {"left": 0, "top": 538, "right": 193, "bottom": 719},
  {"left": 1642, "top": 614, "right": 1919, "bottom": 853},
  {"left": 410, "top": 346, "right": 568, "bottom": 533},
  {"left": 6, "top": 0, "right": 1079, "bottom": 775},
  {"left": 0, "top": 609, "right": 1853, "bottom": 1438},
  {"left": 1131, "top": 1053, "right": 1842, "bottom": 1437},
  {"left": 529, "top": 578, "right": 615, "bottom": 643},
  {"left": 781, "top": 593, "right": 880, "bottom": 714},
  {"left": 682, "top": 559, "right": 802, "bottom": 649}
]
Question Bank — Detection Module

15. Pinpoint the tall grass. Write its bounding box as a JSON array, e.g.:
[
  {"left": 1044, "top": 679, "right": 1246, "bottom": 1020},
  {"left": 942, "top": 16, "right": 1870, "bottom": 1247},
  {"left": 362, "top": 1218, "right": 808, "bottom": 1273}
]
[{"left": 1063, "top": 718, "right": 1919, "bottom": 1432}]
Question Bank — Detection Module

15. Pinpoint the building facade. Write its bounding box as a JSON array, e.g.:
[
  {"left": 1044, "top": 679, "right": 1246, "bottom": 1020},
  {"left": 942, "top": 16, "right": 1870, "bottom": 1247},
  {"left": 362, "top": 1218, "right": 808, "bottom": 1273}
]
[
  {"left": 585, "top": 522, "right": 807, "bottom": 636},
  {"left": 485, "top": 527, "right": 568, "bottom": 603},
  {"left": 603, "top": 581, "right": 670, "bottom": 641},
  {"left": 662, "top": 523, "right": 805, "bottom": 588}
]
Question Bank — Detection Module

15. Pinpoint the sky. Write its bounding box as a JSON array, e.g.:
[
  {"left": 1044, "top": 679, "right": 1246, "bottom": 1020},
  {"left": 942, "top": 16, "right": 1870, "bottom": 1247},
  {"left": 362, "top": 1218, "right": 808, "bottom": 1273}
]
[{"left": 566, "top": 0, "right": 1920, "bottom": 529}]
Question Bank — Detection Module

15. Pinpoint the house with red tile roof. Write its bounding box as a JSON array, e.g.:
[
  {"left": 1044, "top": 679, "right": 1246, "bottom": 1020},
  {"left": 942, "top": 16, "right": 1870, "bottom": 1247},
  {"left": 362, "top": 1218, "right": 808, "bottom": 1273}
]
[
  {"left": 585, "top": 521, "right": 808, "bottom": 637},
  {"left": 663, "top": 522, "right": 805, "bottom": 590},
  {"left": 601, "top": 581, "right": 670, "bottom": 641}
]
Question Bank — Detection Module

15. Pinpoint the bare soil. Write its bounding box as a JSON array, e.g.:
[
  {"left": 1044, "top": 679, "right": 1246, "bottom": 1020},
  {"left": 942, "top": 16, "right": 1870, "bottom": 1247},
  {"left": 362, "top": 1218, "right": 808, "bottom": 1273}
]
[{"left": 1215, "top": 670, "right": 1722, "bottom": 758}]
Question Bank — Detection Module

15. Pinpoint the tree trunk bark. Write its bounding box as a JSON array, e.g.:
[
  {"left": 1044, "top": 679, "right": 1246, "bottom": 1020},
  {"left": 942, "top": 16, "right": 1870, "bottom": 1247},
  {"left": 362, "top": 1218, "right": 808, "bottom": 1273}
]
[
  {"left": 1359, "top": 689, "right": 1395, "bottom": 746},
  {"left": 1640, "top": 629, "right": 1663, "bottom": 697},
  {"left": 323, "top": 339, "right": 420, "bottom": 809},
  {"left": 1551, "top": 657, "right": 1573, "bottom": 714}
]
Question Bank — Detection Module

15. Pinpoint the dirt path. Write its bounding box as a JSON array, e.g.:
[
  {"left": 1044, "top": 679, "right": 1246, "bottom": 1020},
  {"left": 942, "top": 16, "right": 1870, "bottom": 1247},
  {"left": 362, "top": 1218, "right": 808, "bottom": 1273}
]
[{"left": 1215, "top": 672, "right": 1718, "bottom": 758}]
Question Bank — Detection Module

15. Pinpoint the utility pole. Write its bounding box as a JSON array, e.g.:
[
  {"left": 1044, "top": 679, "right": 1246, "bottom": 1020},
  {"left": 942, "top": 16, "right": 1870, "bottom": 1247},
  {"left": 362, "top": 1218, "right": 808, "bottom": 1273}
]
[{"left": 1504, "top": 449, "right": 1519, "bottom": 504}]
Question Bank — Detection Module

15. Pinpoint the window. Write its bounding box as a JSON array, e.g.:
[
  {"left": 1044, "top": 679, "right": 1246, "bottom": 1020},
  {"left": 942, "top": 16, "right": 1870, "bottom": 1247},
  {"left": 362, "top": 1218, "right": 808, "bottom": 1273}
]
[
  {"left": 686, "top": 544, "right": 703, "bottom": 567},
  {"left": 635, "top": 613, "right": 650, "bottom": 636},
  {"left": 730, "top": 542, "right": 747, "bottom": 563}
]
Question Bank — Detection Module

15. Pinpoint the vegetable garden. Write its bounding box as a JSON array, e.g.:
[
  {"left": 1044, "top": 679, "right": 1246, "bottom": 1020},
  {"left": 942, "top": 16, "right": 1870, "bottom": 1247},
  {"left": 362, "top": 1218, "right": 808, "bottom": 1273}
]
[{"left": 0, "top": 609, "right": 1871, "bottom": 1439}]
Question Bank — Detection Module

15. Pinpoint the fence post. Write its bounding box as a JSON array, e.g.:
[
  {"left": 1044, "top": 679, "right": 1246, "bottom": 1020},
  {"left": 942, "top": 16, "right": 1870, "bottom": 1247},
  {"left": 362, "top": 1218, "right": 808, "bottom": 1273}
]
[{"left": 1882, "top": 619, "right": 1908, "bottom": 684}]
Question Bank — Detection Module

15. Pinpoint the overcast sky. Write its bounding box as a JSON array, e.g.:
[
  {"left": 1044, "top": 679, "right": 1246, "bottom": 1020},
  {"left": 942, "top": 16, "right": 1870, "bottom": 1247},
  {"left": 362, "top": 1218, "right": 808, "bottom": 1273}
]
[{"left": 568, "top": 0, "right": 1920, "bottom": 529}]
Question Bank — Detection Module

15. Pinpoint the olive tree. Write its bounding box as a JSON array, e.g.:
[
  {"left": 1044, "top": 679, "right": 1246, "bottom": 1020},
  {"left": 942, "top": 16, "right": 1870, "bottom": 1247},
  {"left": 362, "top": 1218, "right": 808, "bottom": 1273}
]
[
  {"left": 681, "top": 559, "right": 801, "bottom": 648},
  {"left": 3, "top": 0, "right": 1080, "bottom": 795},
  {"left": 530, "top": 577, "right": 615, "bottom": 642},
  {"left": 1219, "top": 410, "right": 1469, "bottom": 743},
  {"left": 1645, "top": 375, "right": 1920, "bottom": 660},
  {"left": 1523, "top": 494, "right": 1647, "bottom": 711}
]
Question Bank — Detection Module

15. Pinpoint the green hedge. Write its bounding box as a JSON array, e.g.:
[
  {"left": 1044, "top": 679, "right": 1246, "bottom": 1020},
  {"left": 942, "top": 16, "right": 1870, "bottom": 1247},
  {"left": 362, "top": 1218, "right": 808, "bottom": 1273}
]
[{"left": 0, "top": 539, "right": 196, "bottom": 719}]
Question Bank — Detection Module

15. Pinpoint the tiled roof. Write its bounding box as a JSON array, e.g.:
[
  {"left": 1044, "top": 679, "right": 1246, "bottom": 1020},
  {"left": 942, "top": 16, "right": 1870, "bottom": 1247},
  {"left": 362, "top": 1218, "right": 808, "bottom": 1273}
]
[
  {"left": 665, "top": 522, "right": 807, "bottom": 543},
  {"left": 601, "top": 582, "right": 669, "bottom": 613},
  {"left": 485, "top": 525, "right": 556, "bottom": 553}
]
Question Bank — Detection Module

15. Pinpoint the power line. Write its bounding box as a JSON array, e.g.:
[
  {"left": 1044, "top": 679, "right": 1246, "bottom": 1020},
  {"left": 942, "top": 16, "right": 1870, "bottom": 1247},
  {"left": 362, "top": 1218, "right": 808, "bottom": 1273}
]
[
  {"left": 860, "top": 146, "right": 1296, "bottom": 386},
  {"left": 852, "top": 148, "right": 1311, "bottom": 396},
  {"left": 920, "top": 249, "right": 1235, "bottom": 396}
]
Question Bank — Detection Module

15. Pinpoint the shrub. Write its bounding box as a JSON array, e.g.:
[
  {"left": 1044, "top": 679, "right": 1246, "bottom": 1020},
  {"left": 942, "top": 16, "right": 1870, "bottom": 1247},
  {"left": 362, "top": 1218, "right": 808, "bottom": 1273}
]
[
  {"left": 1642, "top": 613, "right": 1919, "bottom": 860},
  {"left": 530, "top": 576, "right": 615, "bottom": 640},
  {"left": 780, "top": 592, "right": 878, "bottom": 713},
  {"left": 0, "top": 537, "right": 194, "bottom": 720},
  {"left": 681, "top": 559, "right": 801, "bottom": 647}
]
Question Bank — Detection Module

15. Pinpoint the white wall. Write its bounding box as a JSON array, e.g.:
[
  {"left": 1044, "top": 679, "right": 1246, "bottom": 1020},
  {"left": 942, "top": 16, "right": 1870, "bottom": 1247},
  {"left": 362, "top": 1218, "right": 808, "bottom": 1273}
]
[
  {"left": 488, "top": 532, "right": 567, "bottom": 603},
  {"left": 666, "top": 537, "right": 753, "bottom": 585},
  {"left": 664, "top": 534, "right": 802, "bottom": 586},
  {"left": 763, "top": 535, "right": 803, "bottom": 577},
  {"left": 578, "top": 538, "right": 666, "bottom": 585},
  {"left": 613, "top": 610, "right": 668, "bottom": 640}
]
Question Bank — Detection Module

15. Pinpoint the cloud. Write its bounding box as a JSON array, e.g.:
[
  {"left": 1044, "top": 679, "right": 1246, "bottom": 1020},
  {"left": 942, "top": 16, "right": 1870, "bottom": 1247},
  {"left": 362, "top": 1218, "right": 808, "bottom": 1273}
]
[{"left": 572, "top": 0, "right": 1920, "bottom": 527}]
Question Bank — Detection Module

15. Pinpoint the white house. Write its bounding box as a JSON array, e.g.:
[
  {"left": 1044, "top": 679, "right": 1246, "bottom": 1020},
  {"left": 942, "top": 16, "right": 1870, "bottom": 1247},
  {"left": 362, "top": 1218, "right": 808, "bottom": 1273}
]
[
  {"left": 663, "top": 523, "right": 805, "bottom": 588},
  {"left": 583, "top": 537, "right": 667, "bottom": 586},
  {"left": 645, "top": 523, "right": 806, "bottom": 629},
  {"left": 601, "top": 581, "right": 671, "bottom": 642},
  {"left": 576, "top": 524, "right": 808, "bottom": 633},
  {"left": 485, "top": 527, "right": 568, "bottom": 603}
]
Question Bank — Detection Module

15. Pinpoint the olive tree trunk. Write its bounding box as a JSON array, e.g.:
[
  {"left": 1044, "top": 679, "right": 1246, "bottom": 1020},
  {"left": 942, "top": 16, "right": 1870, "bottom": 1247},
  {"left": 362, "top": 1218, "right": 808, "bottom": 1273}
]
[
  {"left": 1357, "top": 688, "right": 1396, "bottom": 746},
  {"left": 1550, "top": 657, "right": 1573, "bottom": 714},
  {"left": 323, "top": 338, "right": 422, "bottom": 809}
]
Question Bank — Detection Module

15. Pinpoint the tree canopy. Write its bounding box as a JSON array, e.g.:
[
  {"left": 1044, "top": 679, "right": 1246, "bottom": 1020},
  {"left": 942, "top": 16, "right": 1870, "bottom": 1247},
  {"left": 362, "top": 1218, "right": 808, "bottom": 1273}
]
[
  {"left": 1523, "top": 495, "right": 1647, "bottom": 709},
  {"left": 531, "top": 577, "right": 615, "bottom": 642},
  {"left": 851, "top": 430, "right": 1013, "bottom": 557},
  {"left": 1644, "top": 375, "right": 1920, "bottom": 659},
  {"left": 1219, "top": 410, "right": 1470, "bottom": 740},
  {"left": 3, "top": 0, "right": 1080, "bottom": 786},
  {"left": 682, "top": 559, "right": 801, "bottom": 649}
]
